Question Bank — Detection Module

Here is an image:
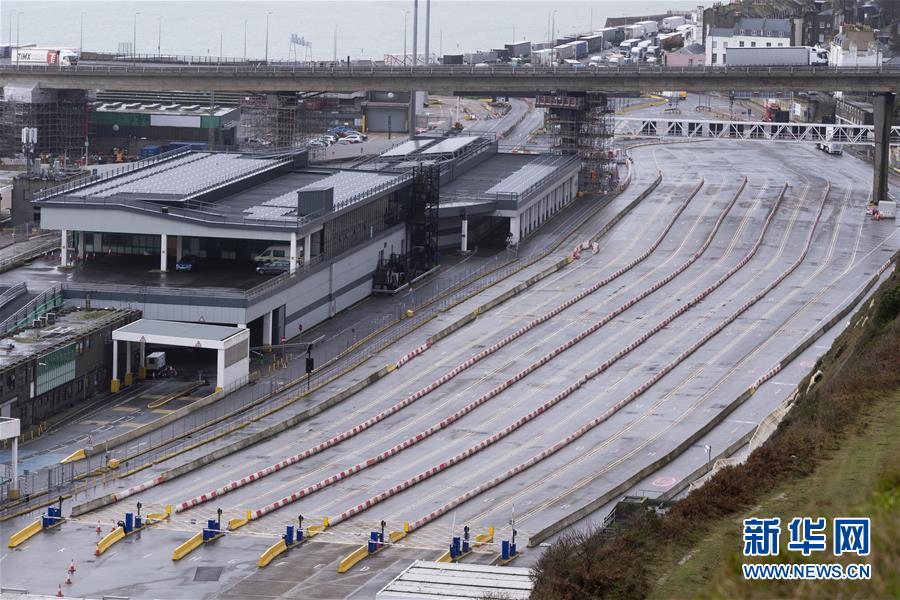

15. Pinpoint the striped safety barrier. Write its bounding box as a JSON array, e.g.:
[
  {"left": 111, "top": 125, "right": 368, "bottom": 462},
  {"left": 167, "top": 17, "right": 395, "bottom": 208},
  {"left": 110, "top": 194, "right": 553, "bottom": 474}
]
[{"left": 332, "top": 181, "right": 828, "bottom": 532}]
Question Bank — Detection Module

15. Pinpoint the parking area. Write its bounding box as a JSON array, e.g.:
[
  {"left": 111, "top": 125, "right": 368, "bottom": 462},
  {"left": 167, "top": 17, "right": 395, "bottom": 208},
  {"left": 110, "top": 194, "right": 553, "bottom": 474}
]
[{"left": 0, "top": 254, "right": 275, "bottom": 293}]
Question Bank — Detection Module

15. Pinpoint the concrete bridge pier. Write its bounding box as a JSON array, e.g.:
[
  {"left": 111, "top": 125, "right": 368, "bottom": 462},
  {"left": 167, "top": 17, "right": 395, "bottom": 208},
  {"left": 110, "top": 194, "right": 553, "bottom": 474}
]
[{"left": 873, "top": 92, "right": 896, "bottom": 205}]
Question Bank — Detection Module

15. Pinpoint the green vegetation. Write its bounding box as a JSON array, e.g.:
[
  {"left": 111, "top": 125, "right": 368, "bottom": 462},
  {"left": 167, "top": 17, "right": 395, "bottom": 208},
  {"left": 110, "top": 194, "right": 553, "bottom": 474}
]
[{"left": 532, "top": 270, "right": 900, "bottom": 599}]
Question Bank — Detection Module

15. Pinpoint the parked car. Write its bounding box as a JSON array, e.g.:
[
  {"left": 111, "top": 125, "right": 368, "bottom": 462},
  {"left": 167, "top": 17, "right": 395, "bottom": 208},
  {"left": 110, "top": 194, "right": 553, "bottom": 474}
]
[
  {"left": 342, "top": 134, "right": 366, "bottom": 144},
  {"left": 175, "top": 255, "right": 198, "bottom": 272},
  {"left": 256, "top": 259, "right": 290, "bottom": 275}
]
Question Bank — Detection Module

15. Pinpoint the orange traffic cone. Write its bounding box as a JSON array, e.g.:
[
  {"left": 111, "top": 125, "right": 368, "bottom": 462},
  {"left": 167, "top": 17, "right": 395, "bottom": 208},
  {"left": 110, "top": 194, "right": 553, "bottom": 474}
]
[
  {"left": 110, "top": 520, "right": 117, "bottom": 532},
  {"left": 96, "top": 521, "right": 102, "bottom": 533},
  {"left": 65, "top": 571, "right": 73, "bottom": 585},
  {"left": 56, "top": 584, "right": 64, "bottom": 597},
  {"left": 68, "top": 559, "right": 76, "bottom": 574}
]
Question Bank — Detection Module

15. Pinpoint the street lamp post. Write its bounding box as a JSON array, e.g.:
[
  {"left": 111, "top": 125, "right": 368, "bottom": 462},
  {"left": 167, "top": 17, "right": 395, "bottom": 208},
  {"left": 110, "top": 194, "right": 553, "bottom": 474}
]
[
  {"left": 133, "top": 12, "right": 140, "bottom": 62},
  {"left": 704, "top": 444, "right": 712, "bottom": 472},
  {"left": 551, "top": 10, "right": 558, "bottom": 43},
  {"left": 243, "top": 19, "right": 247, "bottom": 62},
  {"left": 403, "top": 10, "right": 409, "bottom": 65},
  {"left": 157, "top": 16, "right": 162, "bottom": 56},
  {"left": 15, "top": 12, "right": 21, "bottom": 68},
  {"left": 265, "top": 12, "right": 272, "bottom": 64},
  {"left": 79, "top": 12, "right": 85, "bottom": 56}
]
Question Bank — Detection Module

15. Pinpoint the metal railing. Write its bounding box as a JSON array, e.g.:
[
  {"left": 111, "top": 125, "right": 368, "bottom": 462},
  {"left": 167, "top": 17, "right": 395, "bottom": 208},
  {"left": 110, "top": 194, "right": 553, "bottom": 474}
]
[
  {"left": 4, "top": 63, "right": 900, "bottom": 77},
  {"left": 0, "top": 237, "right": 61, "bottom": 273},
  {"left": 0, "top": 283, "right": 63, "bottom": 336},
  {"left": 33, "top": 147, "right": 192, "bottom": 202},
  {"left": 0, "top": 282, "right": 27, "bottom": 308}
]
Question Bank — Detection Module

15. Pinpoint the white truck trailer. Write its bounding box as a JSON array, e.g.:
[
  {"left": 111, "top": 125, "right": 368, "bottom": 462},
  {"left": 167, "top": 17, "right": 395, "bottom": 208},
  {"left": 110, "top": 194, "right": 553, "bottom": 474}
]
[{"left": 13, "top": 47, "right": 79, "bottom": 66}]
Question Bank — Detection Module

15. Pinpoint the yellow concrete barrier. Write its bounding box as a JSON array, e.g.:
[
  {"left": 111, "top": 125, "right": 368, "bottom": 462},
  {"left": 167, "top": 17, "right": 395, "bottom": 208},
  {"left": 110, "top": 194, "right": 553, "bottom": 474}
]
[
  {"left": 172, "top": 532, "right": 204, "bottom": 561},
  {"left": 7, "top": 518, "right": 42, "bottom": 548},
  {"left": 474, "top": 526, "right": 494, "bottom": 547},
  {"left": 107, "top": 458, "right": 120, "bottom": 469},
  {"left": 307, "top": 517, "right": 328, "bottom": 539},
  {"left": 435, "top": 549, "right": 453, "bottom": 563},
  {"left": 337, "top": 545, "right": 369, "bottom": 573},
  {"left": 60, "top": 448, "right": 86, "bottom": 464},
  {"left": 257, "top": 539, "right": 288, "bottom": 568},
  {"left": 388, "top": 530, "right": 406, "bottom": 543},
  {"left": 95, "top": 526, "right": 125, "bottom": 556},
  {"left": 228, "top": 516, "right": 249, "bottom": 531}
]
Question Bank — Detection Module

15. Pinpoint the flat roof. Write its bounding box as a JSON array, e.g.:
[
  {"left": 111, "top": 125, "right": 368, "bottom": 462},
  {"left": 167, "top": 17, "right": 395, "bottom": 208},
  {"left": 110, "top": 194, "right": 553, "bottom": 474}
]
[
  {"left": 0, "top": 309, "right": 132, "bottom": 370},
  {"left": 485, "top": 155, "right": 574, "bottom": 195},
  {"left": 377, "top": 561, "right": 533, "bottom": 600},
  {"left": 440, "top": 153, "right": 537, "bottom": 199},
  {"left": 114, "top": 319, "right": 243, "bottom": 343},
  {"left": 299, "top": 171, "right": 407, "bottom": 210},
  {"left": 96, "top": 102, "right": 236, "bottom": 118},
  {"left": 382, "top": 139, "right": 439, "bottom": 157},
  {"left": 419, "top": 136, "right": 481, "bottom": 155},
  {"left": 70, "top": 152, "right": 281, "bottom": 201}
]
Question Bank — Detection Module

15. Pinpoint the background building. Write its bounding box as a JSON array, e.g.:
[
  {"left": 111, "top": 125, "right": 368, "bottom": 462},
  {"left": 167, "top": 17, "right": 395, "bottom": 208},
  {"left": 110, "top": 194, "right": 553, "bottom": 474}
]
[{"left": 706, "top": 18, "right": 793, "bottom": 65}]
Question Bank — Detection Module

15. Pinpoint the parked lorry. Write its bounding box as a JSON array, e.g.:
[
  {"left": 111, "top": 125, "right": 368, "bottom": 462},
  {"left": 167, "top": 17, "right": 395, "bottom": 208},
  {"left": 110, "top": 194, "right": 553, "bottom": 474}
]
[
  {"left": 662, "top": 16, "right": 687, "bottom": 31},
  {"left": 635, "top": 21, "right": 659, "bottom": 36},
  {"left": 13, "top": 47, "right": 79, "bottom": 66},
  {"left": 553, "top": 43, "right": 576, "bottom": 61},
  {"left": 725, "top": 46, "right": 828, "bottom": 67},
  {"left": 531, "top": 48, "right": 555, "bottom": 66}
]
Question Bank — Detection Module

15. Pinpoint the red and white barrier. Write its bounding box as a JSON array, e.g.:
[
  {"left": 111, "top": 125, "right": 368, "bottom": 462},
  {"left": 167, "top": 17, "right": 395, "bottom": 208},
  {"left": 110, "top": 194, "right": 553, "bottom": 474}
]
[
  {"left": 113, "top": 475, "right": 167, "bottom": 502},
  {"left": 324, "top": 180, "right": 806, "bottom": 530},
  {"left": 180, "top": 176, "right": 763, "bottom": 520},
  {"left": 248, "top": 180, "right": 779, "bottom": 525}
]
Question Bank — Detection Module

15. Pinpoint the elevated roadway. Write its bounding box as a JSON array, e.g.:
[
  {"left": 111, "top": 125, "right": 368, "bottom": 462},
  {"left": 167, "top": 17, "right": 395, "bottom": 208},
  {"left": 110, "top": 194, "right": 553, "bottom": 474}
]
[{"left": 2, "top": 63, "right": 899, "bottom": 94}]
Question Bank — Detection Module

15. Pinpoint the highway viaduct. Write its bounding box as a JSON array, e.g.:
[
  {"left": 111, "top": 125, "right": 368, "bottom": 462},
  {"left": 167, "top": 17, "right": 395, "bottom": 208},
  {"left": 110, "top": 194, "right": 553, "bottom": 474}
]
[{"left": 1, "top": 63, "right": 897, "bottom": 200}]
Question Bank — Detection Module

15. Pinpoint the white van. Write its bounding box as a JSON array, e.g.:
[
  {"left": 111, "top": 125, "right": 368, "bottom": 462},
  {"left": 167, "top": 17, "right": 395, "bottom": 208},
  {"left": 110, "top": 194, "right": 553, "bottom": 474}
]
[{"left": 254, "top": 245, "right": 291, "bottom": 263}]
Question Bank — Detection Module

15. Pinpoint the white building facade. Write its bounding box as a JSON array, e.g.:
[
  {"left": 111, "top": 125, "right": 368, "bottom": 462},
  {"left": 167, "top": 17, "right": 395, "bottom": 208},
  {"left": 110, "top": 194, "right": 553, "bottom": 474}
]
[{"left": 706, "top": 18, "right": 792, "bottom": 66}]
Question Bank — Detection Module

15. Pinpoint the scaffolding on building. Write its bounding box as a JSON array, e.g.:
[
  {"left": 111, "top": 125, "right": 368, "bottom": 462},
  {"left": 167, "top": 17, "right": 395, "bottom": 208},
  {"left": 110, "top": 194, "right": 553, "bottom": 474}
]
[
  {"left": 535, "top": 92, "right": 616, "bottom": 195},
  {"left": 239, "top": 93, "right": 327, "bottom": 157},
  {"left": 0, "top": 85, "right": 94, "bottom": 162}
]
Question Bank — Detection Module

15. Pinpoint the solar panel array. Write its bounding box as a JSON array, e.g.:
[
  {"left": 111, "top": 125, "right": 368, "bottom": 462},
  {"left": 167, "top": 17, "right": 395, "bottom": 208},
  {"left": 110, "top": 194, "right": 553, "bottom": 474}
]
[
  {"left": 485, "top": 156, "right": 573, "bottom": 196},
  {"left": 70, "top": 153, "right": 206, "bottom": 197},
  {"left": 71, "top": 153, "right": 278, "bottom": 199},
  {"left": 242, "top": 170, "right": 406, "bottom": 222},
  {"left": 419, "top": 136, "right": 480, "bottom": 155},
  {"left": 92, "top": 154, "right": 278, "bottom": 198},
  {"left": 301, "top": 171, "right": 403, "bottom": 211}
]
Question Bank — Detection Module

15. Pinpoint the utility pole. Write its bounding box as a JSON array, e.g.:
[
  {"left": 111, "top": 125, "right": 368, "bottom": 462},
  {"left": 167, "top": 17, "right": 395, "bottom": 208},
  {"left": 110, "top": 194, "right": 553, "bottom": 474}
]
[
  {"left": 333, "top": 26, "right": 337, "bottom": 64},
  {"left": 243, "top": 19, "right": 247, "bottom": 61},
  {"left": 158, "top": 16, "right": 162, "bottom": 56},
  {"left": 424, "top": 0, "right": 430, "bottom": 65},
  {"left": 80, "top": 12, "right": 85, "bottom": 56},
  {"left": 133, "top": 11, "right": 140, "bottom": 61},
  {"left": 403, "top": 10, "right": 409, "bottom": 65},
  {"left": 265, "top": 11, "right": 272, "bottom": 63},
  {"left": 411, "top": 0, "right": 418, "bottom": 68}
]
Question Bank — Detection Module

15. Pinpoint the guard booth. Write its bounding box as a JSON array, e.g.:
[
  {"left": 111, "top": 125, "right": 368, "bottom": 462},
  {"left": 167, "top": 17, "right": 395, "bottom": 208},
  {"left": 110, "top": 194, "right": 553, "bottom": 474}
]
[{"left": 110, "top": 319, "right": 249, "bottom": 393}]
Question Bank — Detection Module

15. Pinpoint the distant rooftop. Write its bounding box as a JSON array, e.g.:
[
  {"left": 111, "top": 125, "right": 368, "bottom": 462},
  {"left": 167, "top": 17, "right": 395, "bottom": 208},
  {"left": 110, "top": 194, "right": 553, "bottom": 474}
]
[
  {"left": 710, "top": 17, "right": 792, "bottom": 38},
  {"left": 95, "top": 102, "right": 236, "bottom": 118},
  {"left": 419, "top": 136, "right": 482, "bottom": 155},
  {"left": 381, "top": 138, "right": 439, "bottom": 157}
]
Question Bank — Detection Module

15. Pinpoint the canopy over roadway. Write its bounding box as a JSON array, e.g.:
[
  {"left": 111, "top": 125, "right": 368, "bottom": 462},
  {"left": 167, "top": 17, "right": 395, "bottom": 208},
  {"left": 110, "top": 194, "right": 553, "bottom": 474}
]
[{"left": 111, "top": 319, "right": 249, "bottom": 393}]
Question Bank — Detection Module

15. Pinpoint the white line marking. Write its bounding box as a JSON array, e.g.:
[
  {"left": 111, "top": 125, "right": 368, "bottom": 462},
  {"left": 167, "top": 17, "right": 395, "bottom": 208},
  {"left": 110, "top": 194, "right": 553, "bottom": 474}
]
[{"left": 142, "top": 553, "right": 153, "bottom": 559}]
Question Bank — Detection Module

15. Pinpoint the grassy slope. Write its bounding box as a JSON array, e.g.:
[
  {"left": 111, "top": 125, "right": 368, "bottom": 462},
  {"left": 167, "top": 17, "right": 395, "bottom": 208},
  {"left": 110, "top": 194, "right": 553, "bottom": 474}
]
[
  {"left": 649, "top": 391, "right": 900, "bottom": 599},
  {"left": 532, "top": 269, "right": 900, "bottom": 600}
]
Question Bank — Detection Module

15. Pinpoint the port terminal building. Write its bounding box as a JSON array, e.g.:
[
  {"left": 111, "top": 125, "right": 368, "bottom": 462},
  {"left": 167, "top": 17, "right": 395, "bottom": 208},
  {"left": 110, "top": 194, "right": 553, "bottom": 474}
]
[{"left": 28, "top": 137, "right": 579, "bottom": 367}]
